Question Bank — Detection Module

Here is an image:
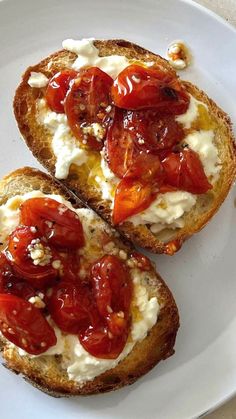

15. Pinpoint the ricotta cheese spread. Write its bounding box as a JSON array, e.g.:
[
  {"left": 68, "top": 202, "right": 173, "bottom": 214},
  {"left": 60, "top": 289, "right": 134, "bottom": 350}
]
[
  {"left": 128, "top": 191, "right": 197, "bottom": 229},
  {"left": 0, "top": 191, "right": 159, "bottom": 383},
  {"left": 62, "top": 38, "right": 130, "bottom": 79},
  {"left": 184, "top": 130, "right": 221, "bottom": 181},
  {"left": 37, "top": 99, "right": 88, "bottom": 179},
  {"left": 28, "top": 72, "right": 49, "bottom": 88},
  {"left": 176, "top": 95, "right": 207, "bottom": 129}
]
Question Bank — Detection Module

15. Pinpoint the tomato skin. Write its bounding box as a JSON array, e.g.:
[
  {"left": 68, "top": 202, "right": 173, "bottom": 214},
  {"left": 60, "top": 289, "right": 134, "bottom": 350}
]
[
  {"left": 45, "top": 70, "right": 78, "bottom": 113},
  {"left": 79, "top": 324, "right": 129, "bottom": 359},
  {"left": 76, "top": 255, "right": 132, "bottom": 359},
  {"left": 64, "top": 67, "right": 113, "bottom": 151},
  {"left": 111, "top": 64, "right": 190, "bottom": 114},
  {"left": 6, "top": 226, "right": 57, "bottom": 289},
  {"left": 20, "top": 197, "right": 84, "bottom": 250},
  {"left": 113, "top": 178, "right": 158, "bottom": 225},
  {"left": 48, "top": 282, "right": 97, "bottom": 334},
  {"left": 106, "top": 108, "right": 136, "bottom": 178},
  {"left": 125, "top": 111, "right": 184, "bottom": 153},
  {"left": 80, "top": 325, "right": 129, "bottom": 359},
  {"left": 162, "top": 149, "right": 212, "bottom": 194},
  {"left": 91, "top": 255, "right": 132, "bottom": 319},
  {"left": 0, "top": 252, "right": 35, "bottom": 300},
  {"left": 59, "top": 251, "right": 81, "bottom": 283},
  {"left": 0, "top": 293, "right": 56, "bottom": 355},
  {"left": 106, "top": 108, "right": 183, "bottom": 180},
  {"left": 112, "top": 153, "right": 165, "bottom": 224},
  {"left": 124, "top": 152, "right": 165, "bottom": 183}
]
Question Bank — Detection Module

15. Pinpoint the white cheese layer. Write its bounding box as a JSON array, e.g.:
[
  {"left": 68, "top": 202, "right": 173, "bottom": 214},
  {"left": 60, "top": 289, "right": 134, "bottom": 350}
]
[
  {"left": 184, "top": 130, "right": 221, "bottom": 181},
  {"left": 37, "top": 99, "right": 88, "bottom": 179},
  {"left": 0, "top": 191, "right": 159, "bottom": 384},
  {"left": 128, "top": 191, "right": 197, "bottom": 229},
  {"left": 176, "top": 95, "right": 207, "bottom": 129},
  {"left": 62, "top": 38, "right": 130, "bottom": 79},
  {"left": 28, "top": 71, "right": 49, "bottom": 88},
  {"left": 98, "top": 150, "right": 119, "bottom": 202}
]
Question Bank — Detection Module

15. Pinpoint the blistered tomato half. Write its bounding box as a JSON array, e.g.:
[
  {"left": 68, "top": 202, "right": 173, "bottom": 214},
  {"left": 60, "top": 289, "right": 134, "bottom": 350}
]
[
  {"left": 64, "top": 67, "right": 113, "bottom": 151},
  {"left": 111, "top": 64, "right": 190, "bottom": 114}
]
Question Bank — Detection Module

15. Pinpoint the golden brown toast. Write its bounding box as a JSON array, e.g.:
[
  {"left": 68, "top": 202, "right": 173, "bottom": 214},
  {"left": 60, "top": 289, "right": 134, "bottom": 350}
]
[
  {"left": 0, "top": 167, "right": 179, "bottom": 396},
  {"left": 13, "top": 40, "right": 236, "bottom": 254}
]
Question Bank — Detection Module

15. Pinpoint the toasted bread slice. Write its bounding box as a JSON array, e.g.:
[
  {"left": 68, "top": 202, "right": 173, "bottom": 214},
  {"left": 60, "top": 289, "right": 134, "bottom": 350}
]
[
  {"left": 13, "top": 40, "right": 236, "bottom": 254},
  {"left": 0, "top": 167, "right": 179, "bottom": 396}
]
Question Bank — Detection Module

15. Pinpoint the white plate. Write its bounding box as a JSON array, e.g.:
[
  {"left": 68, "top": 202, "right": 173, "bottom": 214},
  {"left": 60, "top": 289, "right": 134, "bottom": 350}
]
[{"left": 0, "top": 0, "right": 236, "bottom": 418}]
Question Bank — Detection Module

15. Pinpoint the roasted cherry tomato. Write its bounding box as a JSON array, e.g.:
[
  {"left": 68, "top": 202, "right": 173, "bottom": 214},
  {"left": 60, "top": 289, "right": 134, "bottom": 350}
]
[
  {"left": 20, "top": 197, "right": 84, "bottom": 250},
  {"left": 79, "top": 324, "right": 129, "bottom": 359},
  {"left": 0, "top": 293, "right": 56, "bottom": 355},
  {"left": 111, "top": 64, "right": 190, "bottom": 114},
  {"left": 106, "top": 108, "right": 183, "bottom": 179},
  {"left": 64, "top": 67, "right": 113, "bottom": 151},
  {"left": 48, "top": 282, "right": 98, "bottom": 334},
  {"left": 45, "top": 70, "right": 78, "bottom": 113},
  {"left": 124, "top": 152, "right": 165, "bottom": 183},
  {"left": 59, "top": 251, "right": 81, "bottom": 283},
  {"left": 162, "top": 148, "right": 212, "bottom": 194},
  {"left": 0, "top": 252, "right": 35, "bottom": 300},
  {"left": 112, "top": 153, "right": 165, "bottom": 225},
  {"left": 6, "top": 226, "right": 57, "bottom": 289},
  {"left": 130, "top": 252, "right": 152, "bottom": 271},
  {"left": 106, "top": 108, "right": 136, "bottom": 178},
  {"left": 125, "top": 110, "right": 184, "bottom": 153},
  {"left": 113, "top": 178, "right": 158, "bottom": 225},
  {"left": 91, "top": 255, "right": 132, "bottom": 332}
]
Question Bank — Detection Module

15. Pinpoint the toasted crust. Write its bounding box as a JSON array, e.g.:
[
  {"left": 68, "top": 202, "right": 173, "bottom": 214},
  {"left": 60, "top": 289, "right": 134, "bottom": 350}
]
[
  {"left": 13, "top": 39, "right": 236, "bottom": 254},
  {"left": 0, "top": 167, "right": 179, "bottom": 396}
]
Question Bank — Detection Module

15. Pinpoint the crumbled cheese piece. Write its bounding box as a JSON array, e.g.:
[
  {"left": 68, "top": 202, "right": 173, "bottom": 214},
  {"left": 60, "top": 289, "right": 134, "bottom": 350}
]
[
  {"left": 28, "top": 239, "right": 52, "bottom": 266},
  {"left": 82, "top": 123, "right": 105, "bottom": 141},
  {"left": 28, "top": 295, "right": 46, "bottom": 309},
  {"left": 103, "top": 241, "right": 115, "bottom": 252},
  {"left": 79, "top": 267, "right": 87, "bottom": 279},
  {"left": 105, "top": 105, "right": 112, "bottom": 113},
  {"left": 30, "top": 226, "right": 37, "bottom": 233},
  {"left": 52, "top": 259, "right": 62, "bottom": 270},
  {"left": 45, "top": 220, "right": 53, "bottom": 228},
  {"left": 58, "top": 205, "right": 67, "bottom": 215},
  {"left": 28, "top": 72, "right": 49, "bottom": 88},
  {"left": 119, "top": 250, "right": 127, "bottom": 260}
]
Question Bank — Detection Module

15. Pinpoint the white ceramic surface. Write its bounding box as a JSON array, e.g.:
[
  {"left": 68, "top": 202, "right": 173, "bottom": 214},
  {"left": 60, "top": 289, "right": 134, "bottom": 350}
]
[{"left": 0, "top": 0, "right": 236, "bottom": 418}]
